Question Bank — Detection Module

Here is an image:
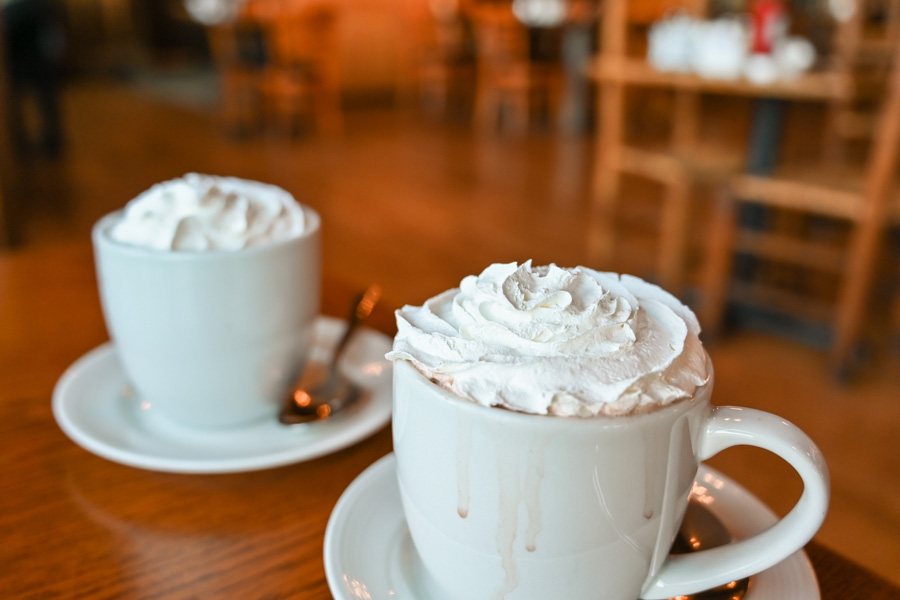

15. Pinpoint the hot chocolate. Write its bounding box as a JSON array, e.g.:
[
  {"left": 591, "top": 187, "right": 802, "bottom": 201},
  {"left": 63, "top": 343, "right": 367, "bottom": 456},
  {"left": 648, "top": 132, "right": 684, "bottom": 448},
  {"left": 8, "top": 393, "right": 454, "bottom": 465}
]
[
  {"left": 93, "top": 175, "right": 320, "bottom": 429},
  {"left": 388, "top": 263, "right": 828, "bottom": 600}
]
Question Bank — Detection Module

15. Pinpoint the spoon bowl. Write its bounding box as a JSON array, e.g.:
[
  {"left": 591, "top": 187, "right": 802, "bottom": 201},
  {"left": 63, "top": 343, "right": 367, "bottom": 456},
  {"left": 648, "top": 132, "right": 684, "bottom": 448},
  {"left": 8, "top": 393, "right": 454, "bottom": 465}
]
[
  {"left": 279, "top": 285, "right": 382, "bottom": 425},
  {"left": 671, "top": 502, "right": 751, "bottom": 599}
]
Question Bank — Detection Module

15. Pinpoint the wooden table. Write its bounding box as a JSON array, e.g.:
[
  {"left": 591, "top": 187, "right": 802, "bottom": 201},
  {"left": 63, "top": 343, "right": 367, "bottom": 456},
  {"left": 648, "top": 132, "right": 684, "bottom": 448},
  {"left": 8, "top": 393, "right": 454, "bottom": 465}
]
[{"left": 2, "top": 241, "right": 899, "bottom": 599}]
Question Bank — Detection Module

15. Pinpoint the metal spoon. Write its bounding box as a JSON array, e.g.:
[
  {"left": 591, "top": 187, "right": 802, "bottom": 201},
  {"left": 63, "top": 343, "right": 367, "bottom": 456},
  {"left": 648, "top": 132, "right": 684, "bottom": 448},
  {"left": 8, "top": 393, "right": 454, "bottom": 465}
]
[
  {"left": 671, "top": 502, "right": 751, "bottom": 599},
  {"left": 278, "top": 284, "right": 382, "bottom": 425}
]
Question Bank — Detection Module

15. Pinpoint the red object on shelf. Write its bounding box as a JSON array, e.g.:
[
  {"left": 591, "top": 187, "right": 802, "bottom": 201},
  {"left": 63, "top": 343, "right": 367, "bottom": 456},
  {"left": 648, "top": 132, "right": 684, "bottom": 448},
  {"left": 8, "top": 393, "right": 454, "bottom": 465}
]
[{"left": 750, "top": 0, "right": 786, "bottom": 54}]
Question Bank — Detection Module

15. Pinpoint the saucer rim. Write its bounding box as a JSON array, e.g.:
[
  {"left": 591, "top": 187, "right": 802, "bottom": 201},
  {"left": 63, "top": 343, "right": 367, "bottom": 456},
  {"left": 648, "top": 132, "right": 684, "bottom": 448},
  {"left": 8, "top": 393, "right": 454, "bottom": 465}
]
[
  {"left": 52, "top": 316, "right": 392, "bottom": 474},
  {"left": 324, "top": 453, "right": 821, "bottom": 600}
]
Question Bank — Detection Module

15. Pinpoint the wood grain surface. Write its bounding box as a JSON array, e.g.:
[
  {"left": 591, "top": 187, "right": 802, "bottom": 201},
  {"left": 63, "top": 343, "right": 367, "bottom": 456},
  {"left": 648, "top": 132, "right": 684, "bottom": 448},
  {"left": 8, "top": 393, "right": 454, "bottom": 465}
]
[
  {"left": 2, "top": 77, "right": 899, "bottom": 597},
  {"left": 0, "top": 241, "right": 393, "bottom": 599},
  {"left": 0, "top": 240, "right": 897, "bottom": 599}
]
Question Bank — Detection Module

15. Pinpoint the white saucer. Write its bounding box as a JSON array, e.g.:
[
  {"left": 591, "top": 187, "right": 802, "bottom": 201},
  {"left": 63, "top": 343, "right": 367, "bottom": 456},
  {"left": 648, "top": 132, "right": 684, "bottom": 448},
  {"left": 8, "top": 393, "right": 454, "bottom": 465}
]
[
  {"left": 53, "top": 316, "right": 393, "bottom": 474},
  {"left": 325, "top": 454, "right": 821, "bottom": 600}
]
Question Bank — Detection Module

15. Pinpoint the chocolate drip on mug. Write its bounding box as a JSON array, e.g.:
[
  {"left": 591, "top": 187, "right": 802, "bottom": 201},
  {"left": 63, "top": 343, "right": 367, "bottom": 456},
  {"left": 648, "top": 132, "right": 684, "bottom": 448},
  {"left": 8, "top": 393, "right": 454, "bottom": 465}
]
[{"left": 457, "top": 420, "right": 472, "bottom": 519}]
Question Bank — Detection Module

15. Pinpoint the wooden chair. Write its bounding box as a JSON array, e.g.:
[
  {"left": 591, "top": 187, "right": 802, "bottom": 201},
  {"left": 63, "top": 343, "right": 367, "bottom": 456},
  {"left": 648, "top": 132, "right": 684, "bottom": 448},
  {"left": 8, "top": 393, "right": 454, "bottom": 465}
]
[
  {"left": 259, "top": 3, "right": 342, "bottom": 136},
  {"left": 206, "top": 17, "right": 267, "bottom": 135},
  {"left": 826, "top": 0, "right": 900, "bottom": 156},
  {"left": 466, "top": 3, "right": 563, "bottom": 134},
  {"left": 701, "top": 38, "right": 900, "bottom": 375},
  {"left": 415, "top": 0, "right": 475, "bottom": 116},
  {"left": 588, "top": 0, "right": 744, "bottom": 294}
]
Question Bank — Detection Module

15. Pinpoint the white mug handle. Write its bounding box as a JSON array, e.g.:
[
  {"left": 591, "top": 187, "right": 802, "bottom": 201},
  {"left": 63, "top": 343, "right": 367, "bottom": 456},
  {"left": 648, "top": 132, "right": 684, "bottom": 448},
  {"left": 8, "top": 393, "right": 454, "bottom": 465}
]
[{"left": 641, "top": 406, "right": 830, "bottom": 599}]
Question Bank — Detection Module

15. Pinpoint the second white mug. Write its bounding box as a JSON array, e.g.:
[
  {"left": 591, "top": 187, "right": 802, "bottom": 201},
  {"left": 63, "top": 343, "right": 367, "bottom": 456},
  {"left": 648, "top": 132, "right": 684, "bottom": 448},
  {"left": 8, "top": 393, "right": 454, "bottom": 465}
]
[{"left": 92, "top": 207, "right": 321, "bottom": 429}]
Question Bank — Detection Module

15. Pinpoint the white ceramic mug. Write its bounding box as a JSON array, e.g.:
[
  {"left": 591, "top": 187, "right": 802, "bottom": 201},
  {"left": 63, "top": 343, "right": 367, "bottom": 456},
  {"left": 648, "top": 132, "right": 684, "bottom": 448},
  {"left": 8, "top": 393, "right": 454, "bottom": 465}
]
[
  {"left": 647, "top": 13, "right": 694, "bottom": 73},
  {"left": 392, "top": 360, "right": 829, "bottom": 600},
  {"left": 690, "top": 17, "right": 749, "bottom": 80},
  {"left": 775, "top": 36, "right": 817, "bottom": 78},
  {"left": 92, "top": 208, "right": 321, "bottom": 429}
]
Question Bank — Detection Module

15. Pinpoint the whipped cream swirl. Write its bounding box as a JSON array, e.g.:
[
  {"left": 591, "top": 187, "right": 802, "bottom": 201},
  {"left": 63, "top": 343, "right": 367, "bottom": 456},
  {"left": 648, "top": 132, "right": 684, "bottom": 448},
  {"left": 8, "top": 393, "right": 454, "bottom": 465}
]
[
  {"left": 387, "top": 262, "right": 710, "bottom": 416},
  {"left": 109, "top": 173, "right": 308, "bottom": 251}
]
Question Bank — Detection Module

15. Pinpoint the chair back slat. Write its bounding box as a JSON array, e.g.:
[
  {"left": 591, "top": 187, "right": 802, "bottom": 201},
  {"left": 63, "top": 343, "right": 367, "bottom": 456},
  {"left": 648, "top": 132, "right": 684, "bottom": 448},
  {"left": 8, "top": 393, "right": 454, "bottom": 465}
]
[{"left": 863, "top": 37, "right": 900, "bottom": 213}]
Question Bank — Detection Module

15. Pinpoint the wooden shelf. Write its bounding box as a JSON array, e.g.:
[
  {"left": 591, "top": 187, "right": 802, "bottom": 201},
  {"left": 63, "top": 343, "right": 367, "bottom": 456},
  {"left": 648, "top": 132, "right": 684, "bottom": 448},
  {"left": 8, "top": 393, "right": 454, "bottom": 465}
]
[{"left": 586, "top": 56, "right": 853, "bottom": 102}]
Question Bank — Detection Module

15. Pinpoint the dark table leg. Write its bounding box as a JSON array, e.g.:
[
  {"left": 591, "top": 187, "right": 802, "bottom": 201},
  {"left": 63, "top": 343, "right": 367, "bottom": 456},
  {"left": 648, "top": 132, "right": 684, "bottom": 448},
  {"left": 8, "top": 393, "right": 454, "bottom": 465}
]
[
  {"left": 733, "top": 98, "right": 785, "bottom": 326},
  {"left": 746, "top": 97, "right": 786, "bottom": 175}
]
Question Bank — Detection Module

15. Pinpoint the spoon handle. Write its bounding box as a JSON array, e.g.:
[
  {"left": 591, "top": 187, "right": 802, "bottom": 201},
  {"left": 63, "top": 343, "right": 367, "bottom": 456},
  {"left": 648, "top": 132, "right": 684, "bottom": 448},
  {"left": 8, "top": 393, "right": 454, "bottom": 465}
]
[{"left": 329, "top": 284, "right": 382, "bottom": 368}]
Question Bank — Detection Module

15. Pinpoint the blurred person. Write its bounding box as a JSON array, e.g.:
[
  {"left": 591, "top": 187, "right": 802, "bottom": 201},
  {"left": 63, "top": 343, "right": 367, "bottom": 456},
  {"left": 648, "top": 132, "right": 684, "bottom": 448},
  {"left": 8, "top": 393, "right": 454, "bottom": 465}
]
[{"left": 1, "top": 0, "right": 66, "bottom": 158}]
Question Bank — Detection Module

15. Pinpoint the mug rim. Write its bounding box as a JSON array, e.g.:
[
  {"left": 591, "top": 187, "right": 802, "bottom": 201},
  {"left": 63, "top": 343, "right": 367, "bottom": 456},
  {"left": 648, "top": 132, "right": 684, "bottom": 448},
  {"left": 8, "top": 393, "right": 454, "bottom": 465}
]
[
  {"left": 91, "top": 204, "right": 321, "bottom": 261},
  {"left": 394, "top": 359, "right": 712, "bottom": 428}
]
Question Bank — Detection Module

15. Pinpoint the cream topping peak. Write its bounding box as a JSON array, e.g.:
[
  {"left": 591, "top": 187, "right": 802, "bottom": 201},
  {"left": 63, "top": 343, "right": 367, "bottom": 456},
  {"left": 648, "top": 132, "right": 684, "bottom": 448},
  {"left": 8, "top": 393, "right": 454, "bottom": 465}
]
[{"left": 387, "top": 261, "right": 710, "bottom": 416}]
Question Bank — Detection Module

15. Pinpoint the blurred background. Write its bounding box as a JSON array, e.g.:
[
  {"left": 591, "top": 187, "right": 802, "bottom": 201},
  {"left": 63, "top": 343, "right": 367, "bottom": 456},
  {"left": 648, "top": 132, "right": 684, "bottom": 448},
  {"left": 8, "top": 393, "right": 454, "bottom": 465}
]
[{"left": 1, "top": 0, "right": 898, "bottom": 587}]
